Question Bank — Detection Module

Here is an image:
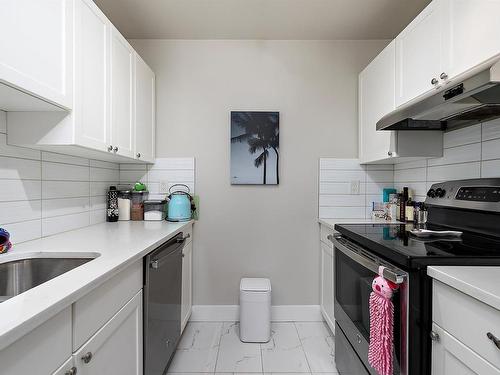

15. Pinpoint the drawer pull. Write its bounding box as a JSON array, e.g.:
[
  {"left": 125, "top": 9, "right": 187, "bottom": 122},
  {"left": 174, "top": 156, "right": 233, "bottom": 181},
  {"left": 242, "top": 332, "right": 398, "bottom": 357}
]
[
  {"left": 430, "top": 331, "right": 440, "bottom": 342},
  {"left": 81, "top": 351, "right": 93, "bottom": 364},
  {"left": 65, "top": 367, "right": 77, "bottom": 375},
  {"left": 487, "top": 332, "right": 500, "bottom": 350}
]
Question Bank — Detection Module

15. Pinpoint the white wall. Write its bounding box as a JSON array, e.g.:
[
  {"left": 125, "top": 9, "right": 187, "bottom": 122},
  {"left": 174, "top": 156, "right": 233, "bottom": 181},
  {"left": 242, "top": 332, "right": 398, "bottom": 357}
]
[{"left": 130, "top": 39, "right": 388, "bottom": 305}]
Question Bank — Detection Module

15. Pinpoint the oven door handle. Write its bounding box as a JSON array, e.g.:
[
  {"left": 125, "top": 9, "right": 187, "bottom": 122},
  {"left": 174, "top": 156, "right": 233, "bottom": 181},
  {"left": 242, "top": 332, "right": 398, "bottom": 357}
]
[{"left": 328, "top": 234, "right": 407, "bottom": 284}]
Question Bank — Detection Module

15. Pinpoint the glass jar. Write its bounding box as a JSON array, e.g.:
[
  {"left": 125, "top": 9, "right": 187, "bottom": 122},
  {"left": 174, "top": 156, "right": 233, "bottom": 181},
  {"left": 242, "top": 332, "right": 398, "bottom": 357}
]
[
  {"left": 131, "top": 191, "right": 148, "bottom": 221},
  {"left": 118, "top": 190, "right": 131, "bottom": 221}
]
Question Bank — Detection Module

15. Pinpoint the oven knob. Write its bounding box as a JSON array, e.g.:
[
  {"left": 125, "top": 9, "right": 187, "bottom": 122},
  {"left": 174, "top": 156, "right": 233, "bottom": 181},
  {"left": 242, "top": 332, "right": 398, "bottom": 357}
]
[
  {"left": 427, "top": 189, "right": 436, "bottom": 198},
  {"left": 436, "top": 188, "right": 446, "bottom": 198}
]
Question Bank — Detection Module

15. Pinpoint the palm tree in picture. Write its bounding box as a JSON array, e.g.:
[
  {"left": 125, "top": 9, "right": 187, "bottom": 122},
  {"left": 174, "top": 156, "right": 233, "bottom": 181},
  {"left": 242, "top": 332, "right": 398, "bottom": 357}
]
[{"left": 231, "top": 112, "right": 279, "bottom": 184}]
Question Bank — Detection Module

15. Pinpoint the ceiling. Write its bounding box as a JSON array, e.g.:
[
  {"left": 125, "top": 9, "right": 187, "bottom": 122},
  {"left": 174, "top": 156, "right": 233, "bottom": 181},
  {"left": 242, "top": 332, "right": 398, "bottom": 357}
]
[{"left": 94, "top": 0, "right": 431, "bottom": 40}]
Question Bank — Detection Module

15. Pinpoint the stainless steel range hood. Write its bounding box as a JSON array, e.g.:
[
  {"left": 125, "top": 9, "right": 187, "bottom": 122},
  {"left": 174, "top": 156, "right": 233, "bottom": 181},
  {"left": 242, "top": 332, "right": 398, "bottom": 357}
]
[{"left": 377, "top": 60, "right": 500, "bottom": 131}]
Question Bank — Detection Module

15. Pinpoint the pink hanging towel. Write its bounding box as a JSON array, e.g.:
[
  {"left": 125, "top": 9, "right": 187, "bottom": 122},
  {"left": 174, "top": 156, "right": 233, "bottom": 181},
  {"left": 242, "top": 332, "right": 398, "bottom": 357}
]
[{"left": 368, "top": 266, "right": 399, "bottom": 375}]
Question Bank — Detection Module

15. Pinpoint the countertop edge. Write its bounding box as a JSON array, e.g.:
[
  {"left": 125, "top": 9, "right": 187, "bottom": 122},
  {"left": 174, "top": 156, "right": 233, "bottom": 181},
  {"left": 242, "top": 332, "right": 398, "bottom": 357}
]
[
  {"left": 0, "top": 220, "right": 193, "bottom": 351},
  {"left": 428, "top": 266, "right": 500, "bottom": 311}
]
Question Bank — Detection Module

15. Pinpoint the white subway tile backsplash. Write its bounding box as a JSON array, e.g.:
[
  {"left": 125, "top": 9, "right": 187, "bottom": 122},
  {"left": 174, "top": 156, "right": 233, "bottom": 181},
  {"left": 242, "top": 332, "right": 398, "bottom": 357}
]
[
  {"left": 427, "top": 162, "right": 481, "bottom": 181},
  {"left": 89, "top": 159, "right": 119, "bottom": 170},
  {"left": 319, "top": 195, "right": 365, "bottom": 207},
  {"left": 90, "top": 195, "right": 106, "bottom": 210},
  {"left": 365, "top": 182, "right": 393, "bottom": 195},
  {"left": 443, "top": 124, "right": 481, "bottom": 148},
  {"left": 319, "top": 169, "right": 366, "bottom": 183},
  {"left": 42, "top": 151, "right": 89, "bottom": 167},
  {"left": 427, "top": 143, "right": 481, "bottom": 167},
  {"left": 366, "top": 170, "right": 394, "bottom": 183},
  {"left": 42, "top": 212, "right": 90, "bottom": 237},
  {"left": 481, "top": 159, "right": 500, "bottom": 178},
  {"left": 1, "top": 180, "right": 41, "bottom": 201},
  {"left": 320, "top": 182, "right": 356, "bottom": 195},
  {"left": 482, "top": 118, "right": 500, "bottom": 141},
  {"left": 90, "top": 209, "right": 105, "bottom": 225},
  {"left": 90, "top": 167, "right": 119, "bottom": 182},
  {"left": 42, "top": 162, "right": 89, "bottom": 181},
  {"left": 319, "top": 206, "right": 366, "bottom": 219},
  {"left": 90, "top": 181, "right": 117, "bottom": 197},
  {"left": 394, "top": 159, "right": 427, "bottom": 170},
  {"left": 41, "top": 197, "right": 90, "bottom": 218},
  {"left": 0, "top": 200, "right": 41, "bottom": 225},
  {"left": 119, "top": 169, "right": 147, "bottom": 183},
  {"left": 5, "top": 219, "right": 41, "bottom": 244},
  {"left": 147, "top": 169, "right": 195, "bottom": 183},
  {"left": 481, "top": 138, "right": 500, "bottom": 161},
  {"left": 394, "top": 167, "right": 426, "bottom": 183},
  {"left": 42, "top": 181, "right": 90, "bottom": 199},
  {"left": 0, "top": 157, "right": 41, "bottom": 180}
]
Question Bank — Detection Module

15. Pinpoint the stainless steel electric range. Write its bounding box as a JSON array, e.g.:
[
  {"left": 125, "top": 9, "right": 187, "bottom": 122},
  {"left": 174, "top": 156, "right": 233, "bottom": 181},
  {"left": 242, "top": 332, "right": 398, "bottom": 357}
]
[{"left": 330, "top": 178, "right": 500, "bottom": 375}]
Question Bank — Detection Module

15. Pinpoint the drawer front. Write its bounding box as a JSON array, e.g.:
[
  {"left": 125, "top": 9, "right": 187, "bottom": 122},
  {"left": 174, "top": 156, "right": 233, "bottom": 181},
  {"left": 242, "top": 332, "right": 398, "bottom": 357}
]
[
  {"left": 0, "top": 307, "right": 72, "bottom": 375},
  {"left": 320, "top": 224, "right": 334, "bottom": 246},
  {"left": 432, "top": 323, "right": 500, "bottom": 375},
  {"left": 73, "top": 260, "right": 142, "bottom": 351},
  {"left": 433, "top": 280, "right": 500, "bottom": 368}
]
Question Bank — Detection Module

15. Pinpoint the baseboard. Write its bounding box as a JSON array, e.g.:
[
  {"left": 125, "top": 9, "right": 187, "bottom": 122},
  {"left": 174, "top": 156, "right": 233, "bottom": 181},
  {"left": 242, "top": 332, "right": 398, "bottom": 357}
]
[
  {"left": 321, "top": 306, "right": 336, "bottom": 334},
  {"left": 190, "top": 305, "right": 323, "bottom": 322}
]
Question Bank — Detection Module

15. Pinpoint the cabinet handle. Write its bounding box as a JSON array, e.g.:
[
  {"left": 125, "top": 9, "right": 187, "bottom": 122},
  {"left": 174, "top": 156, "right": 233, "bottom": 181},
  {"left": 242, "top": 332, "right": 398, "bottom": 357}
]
[
  {"left": 113, "top": 146, "right": 118, "bottom": 153},
  {"left": 440, "top": 72, "right": 448, "bottom": 80},
  {"left": 487, "top": 332, "right": 500, "bottom": 350},
  {"left": 150, "top": 260, "right": 159, "bottom": 269},
  {"left": 388, "top": 151, "right": 393, "bottom": 157},
  {"left": 81, "top": 351, "right": 93, "bottom": 364},
  {"left": 107, "top": 145, "right": 113, "bottom": 152},
  {"left": 430, "top": 331, "right": 440, "bottom": 341},
  {"left": 136, "top": 152, "right": 141, "bottom": 158},
  {"left": 431, "top": 78, "right": 439, "bottom": 85},
  {"left": 65, "top": 367, "right": 77, "bottom": 375}
]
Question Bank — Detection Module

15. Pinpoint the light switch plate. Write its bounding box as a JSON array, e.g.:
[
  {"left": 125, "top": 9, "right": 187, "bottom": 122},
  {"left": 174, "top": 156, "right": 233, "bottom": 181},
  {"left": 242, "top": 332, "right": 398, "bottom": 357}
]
[{"left": 350, "top": 180, "right": 360, "bottom": 195}]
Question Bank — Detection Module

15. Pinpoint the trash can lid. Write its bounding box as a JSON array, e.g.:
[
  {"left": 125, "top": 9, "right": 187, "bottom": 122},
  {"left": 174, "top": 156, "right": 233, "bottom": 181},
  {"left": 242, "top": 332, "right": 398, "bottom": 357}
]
[{"left": 240, "top": 278, "right": 271, "bottom": 292}]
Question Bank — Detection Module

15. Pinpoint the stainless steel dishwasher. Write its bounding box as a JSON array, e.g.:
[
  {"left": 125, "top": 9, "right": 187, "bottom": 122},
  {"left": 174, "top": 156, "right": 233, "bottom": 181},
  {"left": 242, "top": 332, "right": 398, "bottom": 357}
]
[{"left": 144, "top": 232, "right": 186, "bottom": 375}]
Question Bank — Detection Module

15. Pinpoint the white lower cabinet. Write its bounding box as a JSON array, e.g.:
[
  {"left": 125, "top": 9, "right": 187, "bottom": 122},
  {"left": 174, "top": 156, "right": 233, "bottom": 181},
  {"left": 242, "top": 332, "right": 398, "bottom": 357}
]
[
  {"left": 181, "top": 229, "right": 193, "bottom": 333},
  {"left": 320, "top": 224, "right": 335, "bottom": 333},
  {"left": 52, "top": 357, "right": 76, "bottom": 375},
  {"left": 74, "top": 290, "right": 143, "bottom": 375}
]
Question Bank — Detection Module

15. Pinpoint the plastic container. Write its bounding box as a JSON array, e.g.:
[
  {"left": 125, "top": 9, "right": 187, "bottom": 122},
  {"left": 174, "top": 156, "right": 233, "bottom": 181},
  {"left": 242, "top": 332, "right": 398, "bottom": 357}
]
[
  {"left": 118, "top": 190, "right": 131, "bottom": 221},
  {"left": 239, "top": 278, "right": 271, "bottom": 343},
  {"left": 131, "top": 191, "right": 148, "bottom": 221},
  {"left": 144, "top": 200, "right": 167, "bottom": 221}
]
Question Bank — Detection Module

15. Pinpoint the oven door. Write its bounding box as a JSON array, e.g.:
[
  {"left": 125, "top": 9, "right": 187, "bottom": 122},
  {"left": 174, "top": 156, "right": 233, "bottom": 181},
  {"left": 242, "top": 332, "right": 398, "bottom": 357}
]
[{"left": 330, "top": 235, "right": 409, "bottom": 375}]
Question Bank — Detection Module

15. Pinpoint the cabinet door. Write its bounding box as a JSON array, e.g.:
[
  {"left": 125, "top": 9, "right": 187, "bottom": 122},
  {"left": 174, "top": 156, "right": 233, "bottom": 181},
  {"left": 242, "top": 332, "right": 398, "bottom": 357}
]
[
  {"left": 358, "top": 40, "right": 397, "bottom": 163},
  {"left": 52, "top": 357, "right": 75, "bottom": 375},
  {"left": 395, "top": 0, "right": 445, "bottom": 107},
  {"left": 443, "top": 0, "right": 500, "bottom": 81},
  {"left": 74, "top": 291, "right": 143, "bottom": 375},
  {"left": 181, "top": 241, "right": 193, "bottom": 332},
  {"left": 134, "top": 54, "right": 155, "bottom": 163},
  {"left": 110, "top": 26, "right": 135, "bottom": 158},
  {"left": 74, "top": 0, "right": 111, "bottom": 152},
  {"left": 0, "top": 0, "right": 73, "bottom": 109},
  {"left": 431, "top": 323, "right": 500, "bottom": 375},
  {"left": 320, "top": 242, "right": 334, "bottom": 329}
]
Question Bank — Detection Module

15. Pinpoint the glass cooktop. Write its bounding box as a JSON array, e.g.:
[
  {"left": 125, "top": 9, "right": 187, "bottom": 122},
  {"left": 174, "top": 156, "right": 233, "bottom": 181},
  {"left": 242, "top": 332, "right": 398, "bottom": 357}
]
[{"left": 335, "top": 223, "right": 500, "bottom": 268}]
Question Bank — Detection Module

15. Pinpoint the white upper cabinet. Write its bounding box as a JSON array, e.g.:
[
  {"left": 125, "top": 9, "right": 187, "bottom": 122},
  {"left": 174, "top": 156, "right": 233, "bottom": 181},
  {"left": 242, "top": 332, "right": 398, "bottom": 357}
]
[
  {"left": 74, "top": 0, "right": 111, "bottom": 152},
  {"left": 443, "top": 0, "right": 500, "bottom": 81},
  {"left": 110, "top": 27, "right": 135, "bottom": 159},
  {"left": 359, "top": 41, "right": 397, "bottom": 164},
  {"left": 395, "top": 0, "right": 446, "bottom": 107},
  {"left": 0, "top": 0, "right": 73, "bottom": 110},
  {"left": 134, "top": 54, "right": 156, "bottom": 163}
]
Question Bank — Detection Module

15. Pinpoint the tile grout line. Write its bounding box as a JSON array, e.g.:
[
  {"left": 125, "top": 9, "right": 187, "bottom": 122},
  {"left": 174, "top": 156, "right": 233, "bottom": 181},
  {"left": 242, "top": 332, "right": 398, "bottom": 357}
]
[
  {"left": 293, "top": 322, "right": 312, "bottom": 374},
  {"left": 213, "top": 322, "right": 224, "bottom": 374}
]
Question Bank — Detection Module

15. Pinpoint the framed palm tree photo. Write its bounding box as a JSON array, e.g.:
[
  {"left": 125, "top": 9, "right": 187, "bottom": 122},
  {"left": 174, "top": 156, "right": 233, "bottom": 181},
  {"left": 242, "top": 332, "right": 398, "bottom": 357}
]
[{"left": 231, "top": 111, "right": 279, "bottom": 185}]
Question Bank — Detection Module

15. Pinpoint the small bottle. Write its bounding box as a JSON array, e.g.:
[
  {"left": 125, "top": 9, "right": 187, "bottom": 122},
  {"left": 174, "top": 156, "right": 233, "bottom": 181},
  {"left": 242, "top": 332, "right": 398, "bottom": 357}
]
[
  {"left": 405, "top": 189, "right": 414, "bottom": 222},
  {"left": 400, "top": 188, "right": 408, "bottom": 222},
  {"left": 396, "top": 193, "right": 403, "bottom": 221},
  {"left": 107, "top": 186, "right": 119, "bottom": 222}
]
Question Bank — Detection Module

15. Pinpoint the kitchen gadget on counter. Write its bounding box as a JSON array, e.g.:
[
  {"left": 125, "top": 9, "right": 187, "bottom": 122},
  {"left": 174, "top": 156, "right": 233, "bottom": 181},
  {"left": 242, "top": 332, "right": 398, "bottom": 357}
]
[
  {"left": 144, "top": 200, "right": 167, "bottom": 221},
  {"left": 106, "top": 186, "right": 119, "bottom": 222},
  {"left": 167, "top": 184, "right": 193, "bottom": 222},
  {"left": 0, "top": 228, "right": 12, "bottom": 254}
]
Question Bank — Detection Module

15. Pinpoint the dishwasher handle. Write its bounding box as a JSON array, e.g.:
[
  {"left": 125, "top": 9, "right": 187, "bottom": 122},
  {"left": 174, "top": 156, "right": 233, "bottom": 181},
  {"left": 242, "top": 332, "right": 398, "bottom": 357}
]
[{"left": 148, "top": 233, "right": 184, "bottom": 269}]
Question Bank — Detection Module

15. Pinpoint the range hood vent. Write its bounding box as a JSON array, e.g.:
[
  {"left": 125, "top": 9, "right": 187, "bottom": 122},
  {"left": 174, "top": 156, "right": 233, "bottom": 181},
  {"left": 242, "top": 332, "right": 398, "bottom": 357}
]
[{"left": 377, "top": 61, "right": 500, "bottom": 131}]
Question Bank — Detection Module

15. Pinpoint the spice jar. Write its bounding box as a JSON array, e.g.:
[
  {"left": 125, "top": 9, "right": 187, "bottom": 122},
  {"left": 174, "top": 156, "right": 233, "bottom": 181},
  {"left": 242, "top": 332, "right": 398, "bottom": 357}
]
[{"left": 131, "top": 191, "right": 148, "bottom": 221}]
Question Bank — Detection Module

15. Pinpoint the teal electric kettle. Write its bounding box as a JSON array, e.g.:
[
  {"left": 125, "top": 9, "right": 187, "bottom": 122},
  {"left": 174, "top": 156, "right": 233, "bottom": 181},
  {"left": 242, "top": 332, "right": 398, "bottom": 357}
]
[{"left": 167, "top": 184, "right": 193, "bottom": 222}]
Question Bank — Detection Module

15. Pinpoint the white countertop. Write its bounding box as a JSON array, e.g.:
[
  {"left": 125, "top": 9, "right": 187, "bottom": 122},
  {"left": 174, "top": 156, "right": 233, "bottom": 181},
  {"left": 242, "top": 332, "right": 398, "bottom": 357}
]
[
  {"left": 0, "top": 220, "right": 193, "bottom": 351},
  {"left": 428, "top": 266, "right": 500, "bottom": 311},
  {"left": 319, "top": 218, "right": 402, "bottom": 230}
]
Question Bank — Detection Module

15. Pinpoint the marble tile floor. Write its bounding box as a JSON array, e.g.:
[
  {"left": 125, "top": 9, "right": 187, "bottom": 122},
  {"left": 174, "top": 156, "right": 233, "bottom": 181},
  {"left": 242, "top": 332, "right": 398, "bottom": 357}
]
[{"left": 167, "top": 321, "right": 338, "bottom": 374}]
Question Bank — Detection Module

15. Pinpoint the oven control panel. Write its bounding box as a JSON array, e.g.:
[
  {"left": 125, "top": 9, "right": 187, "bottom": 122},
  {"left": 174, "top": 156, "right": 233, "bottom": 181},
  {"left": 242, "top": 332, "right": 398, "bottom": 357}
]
[{"left": 455, "top": 186, "right": 500, "bottom": 202}]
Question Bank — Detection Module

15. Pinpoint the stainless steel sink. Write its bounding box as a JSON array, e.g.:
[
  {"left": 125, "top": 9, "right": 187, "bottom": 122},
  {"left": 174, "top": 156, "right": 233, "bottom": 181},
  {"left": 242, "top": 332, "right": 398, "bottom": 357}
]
[{"left": 0, "top": 257, "right": 94, "bottom": 302}]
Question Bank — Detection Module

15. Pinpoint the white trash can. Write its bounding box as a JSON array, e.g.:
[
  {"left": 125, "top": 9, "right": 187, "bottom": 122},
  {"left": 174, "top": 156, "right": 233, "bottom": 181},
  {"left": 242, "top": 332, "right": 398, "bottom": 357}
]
[{"left": 239, "top": 278, "right": 272, "bottom": 343}]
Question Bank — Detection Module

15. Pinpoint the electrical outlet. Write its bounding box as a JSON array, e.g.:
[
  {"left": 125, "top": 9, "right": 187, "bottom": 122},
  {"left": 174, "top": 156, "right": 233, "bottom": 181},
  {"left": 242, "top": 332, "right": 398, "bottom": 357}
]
[
  {"left": 350, "top": 180, "right": 360, "bottom": 195},
  {"left": 159, "top": 181, "right": 169, "bottom": 193}
]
